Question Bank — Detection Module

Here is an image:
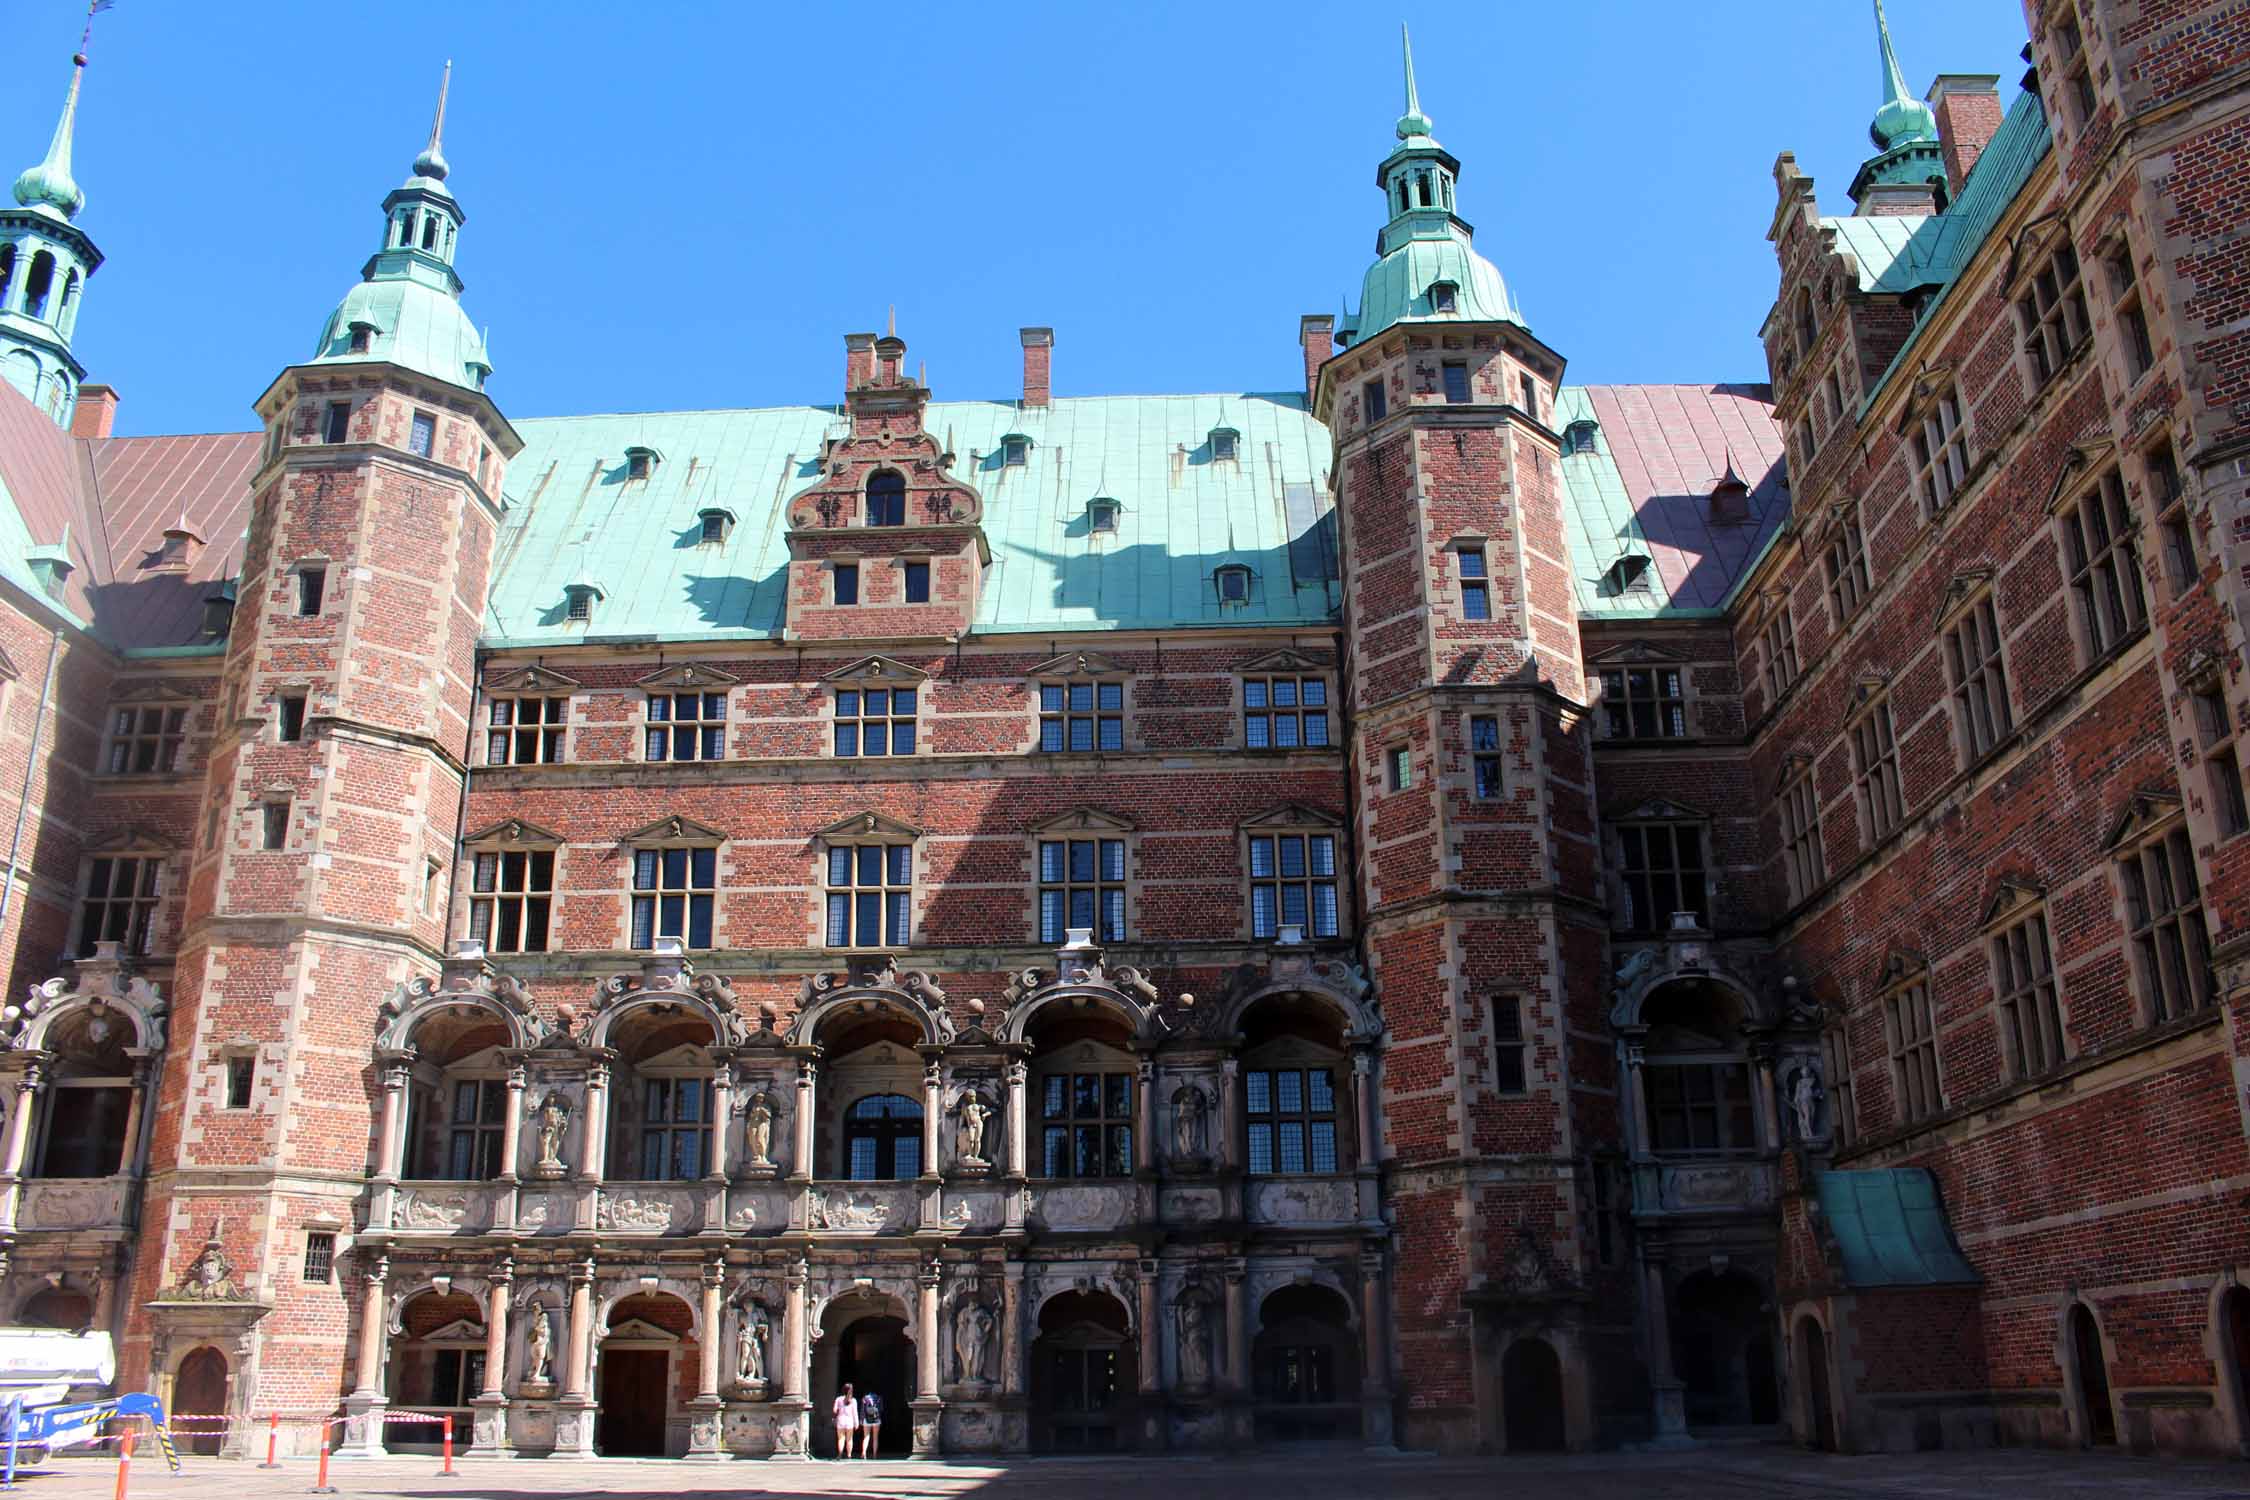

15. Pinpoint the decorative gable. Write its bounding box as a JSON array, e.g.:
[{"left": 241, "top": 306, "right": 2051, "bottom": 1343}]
[
  {"left": 815, "top": 811, "right": 924, "bottom": 842},
  {"left": 1931, "top": 567, "right": 1995, "bottom": 630},
  {"left": 485, "top": 663, "right": 581, "bottom": 694},
  {"left": 1030, "top": 807, "right": 1136, "bottom": 835},
  {"left": 1611, "top": 798, "right": 1707, "bottom": 824},
  {"left": 818, "top": 655, "right": 929, "bottom": 685},
  {"left": 463, "top": 817, "right": 565, "bottom": 848},
  {"left": 419, "top": 1319, "right": 487, "bottom": 1345},
  {"left": 1771, "top": 751, "right": 1814, "bottom": 795},
  {"left": 2100, "top": 787, "right": 2183, "bottom": 853},
  {"left": 618, "top": 814, "right": 730, "bottom": 847},
  {"left": 1237, "top": 647, "right": 1327, "bottom": 676},
  {"left": 2043, "top": 438, "right": 2117, "bottom": 517},
  {"left": 637, "top": 662, "right": 740, "bottom": 691},
  {"left": 1240, "top": 801, "right": 1344, "bottom": 831},
  {"left": 1586, "top": 638, "right": 1686, "bottom": 666},
  {"left": 1979, "top": 873, "right": 2047, "bottom": 930},
  {"left": 1028, "top": 649, "right": 1129, "bottom": 680}
]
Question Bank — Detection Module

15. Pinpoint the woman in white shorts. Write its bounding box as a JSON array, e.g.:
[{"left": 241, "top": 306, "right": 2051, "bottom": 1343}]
[{"left": 832, "top": 1381, "right": 860, "bottom": 1459}]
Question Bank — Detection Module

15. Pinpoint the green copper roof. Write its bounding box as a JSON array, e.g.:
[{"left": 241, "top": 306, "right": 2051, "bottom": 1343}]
[
  {"left": 1815, "top": 1169, "right": 1980, "bottom": 1288},
  {"left": 481, "top": 393, "right": 1338, "bottom": 647},
  {"left": 12, "top": 58, "right": 86, "bottom": 222},
  {"left": 309, "top": 278, "right": 490, "bottom": 390},
  {"left": 1394, "top": 25, "right": 1436, "bottom": 145}
]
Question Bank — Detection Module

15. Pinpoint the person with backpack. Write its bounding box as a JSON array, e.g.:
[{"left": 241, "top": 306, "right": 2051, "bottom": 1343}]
[{"left": 857, "top": 1387, "right": 883, "bottom": 1456}]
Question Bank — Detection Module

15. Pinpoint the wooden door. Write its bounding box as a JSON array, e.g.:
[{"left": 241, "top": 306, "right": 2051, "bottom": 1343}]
[
  {"left": 596, "top": 1349, "right": 669, "bottom": 1457},
  {"left": 172, "top": 1347, "right": 227, "bottom": 1457}
]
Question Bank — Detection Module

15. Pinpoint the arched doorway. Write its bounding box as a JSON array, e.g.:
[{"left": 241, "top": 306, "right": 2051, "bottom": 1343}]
[
  {"left": 1672, "top": 1270, "right": 1779, "bottom": 1428},
  {"left": 1252, "top": 1285, "right": 1360, "bottom": 1441},
  {"left": 172, "top": 1347, "right": 227, "bottom": 1457},
  {"left": 1500, "top": 1337, "right": 1567, "bottom": 1452},
  {"left": 812, "top": 1292, "right": 914, "bottom": 1458},
  {"left": 386, "top": 1290, "right": 486, "bottom": 1453},
  {"left": 33, "top": 1007, "right": 137, "bottom": 1178},
  {"left": 2069, "top": 1303, "right": 2115, "bottom": 1447},
  {"left": 17, "top": 1287, "right": 92, "bottom": 1331},
  {"left": 1032, "top": 1290, "right": 1136, "bottom": 1452},
  {"left": 596, "top": 1292, "right": 693, "bottom": 1458},
  {"left": 1797, "top": 1316, "right": 1835, "bottom": 1451},
  {"left": 2222, "top": 1286, "right": 2250, "bottom": 1455}
]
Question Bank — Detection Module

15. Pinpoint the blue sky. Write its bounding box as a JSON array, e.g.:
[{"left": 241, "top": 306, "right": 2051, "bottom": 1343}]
[{"left": 9, "top": 1, "right": 2033, "bottom": 436}]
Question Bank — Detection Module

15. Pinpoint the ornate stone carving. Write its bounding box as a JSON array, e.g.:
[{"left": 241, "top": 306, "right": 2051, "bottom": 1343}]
[
  {"left": 1249, "top": 1179, "right": 1355, "bottom": 1224},
  {"left": 952, "top": 1297, "right": 996, "bottom": 1388},
  {"left": 807, "top": 1186, "right": 898, "bottom": 1232},
  {"left": 598, "top": 1190, "right": 689, "bottom": 1232},
  {"left": 1174, "top": 1283, "right": 1217, "bottom": 1394},
  {"left": 1658, "top": 1163, "right": 1775, "bottom": 1211},
  {"left": 1169, "top": 1083, "right": 1210, "bottom": 1165},
  {"left": 1036, "top": 1184, "right": 1130, "bottom": 1232},
  {"left": 170, "top": 1233, "right": 243, "bottom": 1302},
  {"left": 397, "top": 1188, "right": 474, "bottom": 1231},
  {"left": 19, "top": 1179, "right": 128, "bottom": 1230},
  {"left": 520, "top": 1304, "right": 556, "bottom": 1394},
  {"left": 955, "top": 1089, "right": 994, "bottom": 1170},
  {"left": 1161, "top": 1187, "right": 1223, "bottom": 1223},
  {"left": 742, "top": 1089, "right": 778, "bottom": 1170},
  {"left": 531, "top": 1091, "right": 571, "bottom": 1179}
]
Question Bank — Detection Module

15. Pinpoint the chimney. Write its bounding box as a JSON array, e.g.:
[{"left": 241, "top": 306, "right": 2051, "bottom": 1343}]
[
  {"left": 1020, "top": 327, "right": 1053, "bottom": 408},
  {"left": 1298, "top": 315, "right": 1335, "bottom": 405},
  {"left": 844, "top": 332, "right": 876, "bottom": 392},
  {"left": 1929, "top": 75, "right": 2004, "bottom": 203},
  {"left": 70, "top": 383, "right": 118, "bottom": 441}
]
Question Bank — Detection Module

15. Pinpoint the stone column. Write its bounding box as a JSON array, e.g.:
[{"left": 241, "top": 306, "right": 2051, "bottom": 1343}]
[
  {"left": 341, "top": 1252, "right": 391, "bottom": 1457},
  {"left": 686, "top": 1260, "right": 727, "bottom": 1460},
  {"left": 775, "top": 1257, "right": 811, "bottom": 1460},
  {"left": 557, "top": 1257, "right": 598, "bottom": 1458},
  {"left": 580, "top": 1065, "right": 610, "bottom": 1182},
  {"left": 470, "top": 1260, "right": 512, "bottom": 1457},
  {"left": 1218, "top": 1058, "right": 1240, "bottom": 1169},
  {"left": 1642, "top": 1250, "right": 1690, "bottom": 1445},
  {"left": 1350, "top": 1048, "right": 1378, "bottom": 1167},
  {"left": 1359, "top": 1247, "right": 1396, "bottom": 1447},
  {"left": 499, "top": 1065, "right": 527, "bottom": 1179},
  {"left": 1750, "top": 1041, "right": 1782, "bottom": 1152},
  {"left": 1136, "top": 1259, "right": 1162, "bottom": 1396},
  {"left": 792, "top": 1057, "right": 817, "bottom": 1180},
  {"left": 115, "top": 1057, "right": 151, "bottom": 1176},
  {"left": 1223, "top": 1260, "right": 1248, "bottom": 1395},
  {"left": 375, "top": 1056, "right": 411, "bottom": 1179},
  {"left": 921, "top": 1060, "right": 943, "bottom": 1175},
  {"left": 0, "top": 1065, "right": 44, "bottom": 1232},
  {"left": 911, "top": 1259, "right": 944, "bottom": 1458},
  {"left": 1000, "top": 1261, "right": 1024, "bottom": 1399},
  {"left": 1622, "top": 1039, "right": 1653, "bottom": 1158},
  {"left": 707, "top": 1062, "right": 733, "bottom": 1182},
  {"left": 1005, "top": 1060, "right": 1028, "bottom": 1178}
]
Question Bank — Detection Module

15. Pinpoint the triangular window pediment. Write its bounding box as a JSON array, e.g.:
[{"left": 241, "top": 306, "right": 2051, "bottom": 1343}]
[
  {"left": 618, "top": 814, "right": 730, "bottom": 848},
  {"left": 1931, "top": 568, "right": 1995, "bottom": 631},
  {"left": 1586, "top": 637, "right": 1686, "bottom": 666},
  {"left": 830, "top": 1039, "right": 917, "bottom": 1069},
  {"left": 815, "top": 810, "right": 924, "bottom": 842},
  {"left": 1980, "top": 874, "right": 2047, "bottom": 929},
  {"left": 110, "top": 678, "right": 199, "bottom": 704},
  {"left": 1894, "top": 363, "right": 1959, "bottom": 435},
  {"left": 2043, "top": 439, "right": 2116, "bottom": 517},
  {"left": 1030, "top": 807, "right": 1136, "bottom": 835},
  {"left": 638, "top": 1042, "right": 714, "bottom": 1072},
  {"left": 486, "top": 663, "right": 582, "bottom": 694},
  {"left": 1614, "top": 798, "right": 1706, "bottom": 825},
  {"left": 1029, "top": 649, "right": 1129, "bottom": 680},
  {"left": 1237, "top": 647, "right": 1326, "bottom": 676},
  {"left": 1875, "top": 946, "right": 1928, "bottom": 990},
  {"left": 1850, "top": 669, "right": 1891, "bottom": 709},
  {"left": 1240, "top": 801, "right": 1343, "bottom": 831},
  {"left": 420, "top": 1319, "right": 487, "bottom": 1345},
  {"left": 1771, "top": 751, "right": 1814, "bottom": 797},
  {"left": 442, "top": 1044, "right": 511, "bottom": 1075},
  {"left": 2002, "top": 212, "right": 2069, "bottom": 295},
  {"left": 819, "top": 654, "right": 930, "bottom": 685},
  {"left": 604, "top": 1318, "right": 678, "bottom": 1344},
  {"left": 2101, "top": 788, "right": 2183, "bottom": 853},
  {"left": 637, "top": 662, "right": 740, "bottom": 691},
  {"left": 1035, "top": 1036, "right": 1132, "bottom": 1069},
  {"left": 464, "top": 817, "right": 566, "bottom": 849},
  {"left": 87, "top": 824, "right": 179, "bottom": 854}
]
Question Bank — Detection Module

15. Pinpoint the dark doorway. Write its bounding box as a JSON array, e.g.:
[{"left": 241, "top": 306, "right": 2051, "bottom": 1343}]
[
  {"left": 1033, "top": 1291, "right": 1135, "bottom": 1452},
  {"left": 2225, "top": 1287, "right": 2250, "bottom": 1454},
  {"left": 837, "top": 1315, "right": 913, "bottom": 1456},
  {"left": 1672, "top": 1271, "right": 1780, "bottom": 1427},
  {"left": 1253, "top": 1284, "right": 1361, "bottom": 1442},
  {"left": 596, "top": 1348, "right": 670, "bottom": 1456},
  {"left": 1501, "top": 1337, "right": 1567, "bottom": 1451},
  {"left": 2070, "top": 1304, "right": 2115, "bottom": 1447},
  {"left": 172, "top": 1347, "right": 227, "bottom": 1457},
  {"left": 16, "top": 1289, "right": 91, "bottom": 1330},
  {"left": 1797, "top": 1317, "right": 1835, "bottom": 1451}
]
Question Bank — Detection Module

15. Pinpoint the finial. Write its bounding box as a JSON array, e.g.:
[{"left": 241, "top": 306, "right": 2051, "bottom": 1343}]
[
  {"left": 1396, "top": 24, "right": 1434, "bottom": 140},
  {"left": 917, "top": 360, "right": 926, "bottom": 387},
  {"left": 414, "top": 60, "right": 452, "bottom": 180},
  {"left": 886, "top": 304, "right": 897, "bottom": 339},
  {"left": 1867, "top": 0, "right": 1937, "bottom": 149},
  {"left": 13, "top": 52, "right": 88, "bottom": 219}
]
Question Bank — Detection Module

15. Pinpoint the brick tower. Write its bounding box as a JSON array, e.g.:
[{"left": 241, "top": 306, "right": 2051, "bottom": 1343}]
[
  {"left": 120, "top": 68, "right": 520, "bottom": 1447},
  {"left": 1312, "top": 32, "right": 1609, "bottom": 1452}
]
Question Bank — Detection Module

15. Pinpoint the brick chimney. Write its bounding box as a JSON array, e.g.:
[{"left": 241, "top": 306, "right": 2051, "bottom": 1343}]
[
  {"left": 1020, "top": 327, "right": 1052, "bottom": 408},
  {"left": 1929, "top": 75, "right": 2004, "bottom": 203},
  {"left": 70, "top": 383, "right": 118, "bottom": 441},
  {"left": 1299, "top": 315, "right": 1334, "bottom": 406},
  {"left": 844, "top": 332, "right": 876, "bottom": 392}
]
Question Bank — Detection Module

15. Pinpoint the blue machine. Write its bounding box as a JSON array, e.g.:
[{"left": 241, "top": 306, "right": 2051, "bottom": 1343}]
[{"left": 0, "top": 1331, "right": 180, "bottom": 1485}]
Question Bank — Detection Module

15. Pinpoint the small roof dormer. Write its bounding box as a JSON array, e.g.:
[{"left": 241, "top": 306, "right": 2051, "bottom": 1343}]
[
  {"left": 562, "top": 576, "right": 605, "bottom": 624},
  {"left": 624, "top": 444, "right": 662, "bottom": 482}
]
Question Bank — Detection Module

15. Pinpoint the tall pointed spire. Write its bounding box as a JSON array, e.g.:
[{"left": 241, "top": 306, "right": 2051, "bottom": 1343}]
[
  {"left": 414, "top": 60, "right": 452, "bottom": 181},
  {"left": 1397, "top": 25, "right": 1434, "bottom": 141},
  {"left": 13, "top": 54, "right": 88, "bottom": 219},
  {"left": 1867, "top": 0, "right": 1937, "bottom": 149}
]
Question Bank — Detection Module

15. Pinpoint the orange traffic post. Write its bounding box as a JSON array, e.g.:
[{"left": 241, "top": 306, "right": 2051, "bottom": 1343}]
[
  {"left": 308, "top": 1427, "right": 336, "bottom": 1495},
  {"left": 110, "top": 1428, "right": 133, "bottom": 1500},
  {"left": 438, "top": 1415, "right": 456, "bottom": 1477},
  {"left": 259, "top": 1412, "right": 281, "bottom": 1469}
]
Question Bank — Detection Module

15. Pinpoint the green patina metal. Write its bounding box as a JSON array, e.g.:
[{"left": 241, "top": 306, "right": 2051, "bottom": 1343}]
[
  {"left": 11, "top": 58, "right": 86, "bottom": 222},
  {"left": 1, "top": 54, "right": 103, "bottom": 427},
  {"left": 1815, "top": 1169, "right": 1981, "bottom": 1288},
  {"left": 1851, "top": 0, "right": 1947, "bottom": 202}
]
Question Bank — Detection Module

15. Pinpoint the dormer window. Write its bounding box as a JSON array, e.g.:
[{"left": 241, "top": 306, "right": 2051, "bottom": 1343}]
[
  {"left": 1562, "top": 419, "right": 1599, "bottom": 456},
  {"left": 201, "top": 590, "right": 235, "bottom": 641},
  {"left": 1088, "top": 498, "right": 1120, "bottom": 535},
  {"left": 1430, "top": 282, "right": 1459, "bottom": 314},
  {"left": 1216, "top": 565, "right": 1252, "bottom": 604},
  {"left": 347, "top": 320, "right": 376, "bottom": 355},
  {"left": 1605, "top": 555, "right": 1654, "bottom": 597},
  {"left": 1210, "top": 428, "right": 1240, "bottom": 462},
  {"left": 698, "top": 508, "right": 735, "bottom": 545},
  {"left": 1002, "top": 437, "right": 1029, "bottom": 467},
  {"left": 625, "top": 446, "right": 658, "bottom": 482},
  {"left": 563, "top": 582, "right": 604, "bottom": 624}
]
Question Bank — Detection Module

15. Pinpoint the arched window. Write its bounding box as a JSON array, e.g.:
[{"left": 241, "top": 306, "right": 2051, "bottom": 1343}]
[
  {"left": 421, "top": 216, "right": 439, "bottom": 251},
  {"left": 1794, "top": 287, "right": 1817, "bottom": 357},
  {"left": 866, "top": 470, "right": 906, "bottom": 527},
  {"left": 1416, "top": 172, "right": 1432, "bottom": 207},
  {"left": 604, "top": 1005, "right": 718, "bottom": 1182},
  {"left": 33, "top": 1008, "right": 136, "bottom": 1179},
  {"left": 402, "top": 1008, "right": 515, "bottom": 1181},
  {"left": 1640, "top": 979, "right": 1755, "bottom": 1157},
  {"left": 844, "top": 1094, "right": 922, "bottom": 1180},
  {"left": 0, "top": 244, "right": 16, "bottom": 304},
  {"left": 23, "top": 252, "right": 55, "bottom": 322}
]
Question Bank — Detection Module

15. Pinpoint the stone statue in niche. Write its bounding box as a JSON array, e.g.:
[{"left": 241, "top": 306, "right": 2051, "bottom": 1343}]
[
  {"left": 1175, "top": 1292, "right": 1214, "bottom": 1392},
  {"left": 957, "top": 1091, "right": 993, "bottom": 1169},
  {"left": 532, "top": 1092, "right": 571, "bottom": 1180},
  {"left": 1171, "top": 1084, "right": 1210, "bottom": 1166},
  {"left": 953, "top": 1298, "right": 996, "bottom": 1387},
  {"left": 520, "top": 1305, "right": 556, "bottom": 1394},
  {"left": 744, "top": 1090, "right": 777, "bottom": 1171},
  {"left": 1785, "top": 1062, "right": 1823, "bottom": 1140},
  {"left": 732, "top": 1305, "right": 768, "bottom": 1394}
]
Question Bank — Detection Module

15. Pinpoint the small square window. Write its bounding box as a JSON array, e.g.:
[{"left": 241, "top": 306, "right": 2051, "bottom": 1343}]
[
  {"left": 261, "top": 802, "right": 288, "bottom": 851},
  {"left": 699, "top": 512, "right": 728, "bottom": 545},
  {"left": 322, "top": 401, "right": 350, "bottom": 444},
  {"left": 1386, "top": 745, "right": 1412, "bottom": 791},
  {"left": 1363, "top": 378, "right": 1387, "bottom": 424},
  {"left": 347, "top": 325, "right": 372, "bottom": 355},
  {"left": 1003, "top": 438, "right": 1028, "bottom": 467},
  {"left": 1089, "top": 499, "right": 1120, "bottom": 534},
  {"left": 297, "top": 568, "right": 326, "bottom": 617},
  {"left": 408, "top": 411, "right": 436, "bottom": 459},
  {"left": 834, "top": 563, "right": 859, "bottom": 606},
  {"left": 225, "top": 1055, "right": 256, "bottom": 1110},
  {"left": 1442, "top": 362, "right": 1471, "bottom": 404},
  {"left": 1431, "top": 283, "right": 1458, "bottom": 313},
  {"left": 302, "top": 1231, "right": 335, "bottom": 1284},
  {"left": 627, "top": 451, "right": 651, "bottom": 481},
  {"left": 277, "top": 695, "right": 307, "bottom": 744},
  {"left": 565, "top": 590, "right": 593, "bottom": 622},
  {"left": 1212, "top": 430, "right": 1239, "bottom": 461},
  {"left": 1217, "top": 567, "right": 1250, "bottom": 604},
  {"left": 903, "top": 561, "right": 930, "bottom": 603}
]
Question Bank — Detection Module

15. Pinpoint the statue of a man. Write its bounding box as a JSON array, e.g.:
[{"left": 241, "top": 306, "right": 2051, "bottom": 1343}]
[
  {"left": 958, "top": 1092, "right": 991, "bottom": 1163},
  {"left": 955, "top": 1299, "right": 993, "bottom": 1384},
  {"left": 736, "top": 1308, "right": 766, "bottom": 1385},
  {"left": 1788, "top": 1064, "right": 1821, "bottom": 1140},
  {"left": 535, "top": 1092, "right": 570, "bottom": 1171},
  {"left": 1171, "top": 1085, "right": 1208, "bottom": 1162},
  {"left": 1177, "top": 1296, "right": 1212, "bottom": 1390},
  {"left": 526, "top": 1305, "right": 554, "bottom": 1385},
  {"left": 745, "top": 1091, "right": 775, "bottom": 1168}
]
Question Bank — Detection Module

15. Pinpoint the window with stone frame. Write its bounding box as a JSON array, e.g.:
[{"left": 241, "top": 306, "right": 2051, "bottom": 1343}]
[
  {"left": 2061, "top": 467, "right": 2147, "bottom": 663},
  {"left": 1247, "top": 827, "right": 1341, "bottom": 940},
  {"left": 2018, "top": 237, "right": 2090, "bottom": 390},
  {"left": 1616, "top": 821, "right": 1708, "bottom": 933},
  {"left": 1246, "top": 1065, "right": 1340, "bottom": 1175},
  {"left": 469, "top": 847, "right": 554, "bottom": 953},
  {"left": 440, "top": 1077, "right": 508, "bottom": 1180},
  {"left": 1911, "top": 387, "right": 1969, "bottom": 518},
  {"left": 1779, "top": 768, "right": 1825, "bottom": 905},
  {"left": 75, "top": 854, "right": 162, "bottom": 958},
  {"left": 1761, "top": 604, "right": 1799, "bottom": 703},
  {"left": 834, "top": 683, "right": 918, "bottom": 757},
  {"left": 1491, "top": 996, "right": 1528, "bottom": 1095},
  {"left": 826, "top": 841, "right": 912, "bottom": 948},
  {"left": 2105, "top": 242, "right": 2155, "bottom": 383},
  {"left": 1849, "top": 697, "right": 1905, "bottom": 845},
  {"left": 1469, "top": 714, "right": 1504, "bottom": 801},
  {"left": 1598, "top": 665, "right": 1686, "bottom": 740},
  {"left": 2051, "top": 7, "right": 2097, "bottom": 127},
  {"left": 630, "top": 845, "right": 716, "bottom": 950},
  {"left": 637, "top": 1076, "right": 713, "bottom": 1181},
  {"left": 1991, "top": 907, "right": 2066, "bottom": 1079},
  {"left": 1038, "top": 834, "right": 1126, "bottom": 944},
  {"left": 2148, "top": 439, "right": 2196, "bottom": 597},
  {"left": 1243, "top": 674, "right": 1331, "bottom": 749},
  {"left": 644, "top": 690, "right": 727, "bottom": 762},
  {"left": 2190, "top": 685, "right": 2250, "bottom": 839},
  {"left": 302, "top": 1232, "right": 335, "bottom": 1284},
  {"left": 1040, "top": 1069, "right": 1134, "bottom": 1179},
  {"left": 1942, "top": 593, "right": 2013, "bottom": 765},
  {"left": 425, "top": 1349, "right": 487, "bottom": 1411},
  {"left": 487, "top": 696, "right": 567, "bottom": 765},
  {"left": 103, "top": 704, "right": 187, "bottom": 775},
  {"left": 2119, "top": 824, "right": 2213, "bottom": 1024},
  {"left": 1822, "top": 1026, "right": 1856, "bottom": 1149},
  {"left": 1883, "top": 978, "right": 1942, "bottom": 1124},
  {"left": 1039, "top": 680, "right": 1124, "bottom": 753},
  {"left": 1823, "top": 509, "right": 1871, "bottom": 623}
]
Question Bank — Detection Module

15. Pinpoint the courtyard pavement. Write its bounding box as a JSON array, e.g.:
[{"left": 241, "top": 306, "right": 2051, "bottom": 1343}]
[{"left": 4, "top": 1442, "right": 2250, "bottom": 1500}]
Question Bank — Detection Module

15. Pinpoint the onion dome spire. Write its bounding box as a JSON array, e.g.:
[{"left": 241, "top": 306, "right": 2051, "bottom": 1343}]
[
  {"left": 1869, "top": 0, "right": 1939, "bottom": 149},
  {"left": 1397, "top": 25, "right": 1435, "bottom": 141},
  {"left": 414, "top": 59, "right": 451, "bottom": 182},
  {"left": 13, "top": 53, "right": 88, "bottom": 220}
]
